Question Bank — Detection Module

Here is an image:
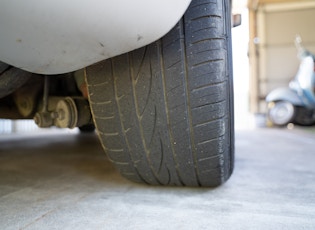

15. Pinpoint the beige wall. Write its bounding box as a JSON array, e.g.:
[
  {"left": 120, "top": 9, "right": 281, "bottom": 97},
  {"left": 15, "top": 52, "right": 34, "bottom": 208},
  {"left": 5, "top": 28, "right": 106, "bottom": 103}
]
[{"left": 249, "top": 1, "right": 315, "bottom": 113}]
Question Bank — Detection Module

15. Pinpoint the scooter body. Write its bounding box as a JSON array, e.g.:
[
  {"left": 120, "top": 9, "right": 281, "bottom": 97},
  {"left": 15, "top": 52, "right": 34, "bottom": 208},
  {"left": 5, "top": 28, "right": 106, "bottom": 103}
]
[{"left": 266, "top": 38, "right": 315, "bottom": 126}]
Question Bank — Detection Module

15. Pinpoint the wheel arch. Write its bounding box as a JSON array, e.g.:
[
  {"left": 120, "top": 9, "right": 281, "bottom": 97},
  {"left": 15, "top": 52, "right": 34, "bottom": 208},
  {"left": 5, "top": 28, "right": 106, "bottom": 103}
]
[{"left": 0, "top": 0, "right": 192, "bottom": 75}]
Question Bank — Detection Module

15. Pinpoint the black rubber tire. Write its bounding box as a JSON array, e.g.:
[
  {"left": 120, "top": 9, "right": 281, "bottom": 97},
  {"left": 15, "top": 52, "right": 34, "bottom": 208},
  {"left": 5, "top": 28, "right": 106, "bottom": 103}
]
[
  {"left": 78, "top": 124, "right": 96, "bottom": 133},
  {"left": 85, "top": 0, "right": 234, "bottom": 187},
  {"left": 0, "top": 62, "right": 32, "bottom": 99},
  {"left": 294, "top": 106, "right": 315, "bottom": 126}
]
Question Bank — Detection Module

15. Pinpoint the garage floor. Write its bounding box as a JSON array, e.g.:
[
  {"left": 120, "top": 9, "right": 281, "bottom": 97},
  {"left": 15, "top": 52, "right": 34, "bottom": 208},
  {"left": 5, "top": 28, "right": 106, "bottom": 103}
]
[{"left": 1, "top": 126, "right": 315, "bottom": 230}]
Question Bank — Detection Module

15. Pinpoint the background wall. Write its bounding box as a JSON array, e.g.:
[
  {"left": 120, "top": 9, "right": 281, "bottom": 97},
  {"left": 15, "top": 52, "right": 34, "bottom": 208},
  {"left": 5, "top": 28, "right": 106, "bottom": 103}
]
[{"left": 248, "top": 0, "right": 315, "bottom": 113}]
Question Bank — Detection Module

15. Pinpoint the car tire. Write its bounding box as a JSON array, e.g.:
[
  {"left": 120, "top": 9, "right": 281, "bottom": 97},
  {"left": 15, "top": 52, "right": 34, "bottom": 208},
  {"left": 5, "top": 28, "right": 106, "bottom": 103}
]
[
  {"left": 85, "top": 0, "right": 234, "bottom": 187},
  {"left": 78, "top": 124, "right": 95, "bottom": 133},
  {"left": 0, "top": 62, "right": 32, "bottom": 99}
]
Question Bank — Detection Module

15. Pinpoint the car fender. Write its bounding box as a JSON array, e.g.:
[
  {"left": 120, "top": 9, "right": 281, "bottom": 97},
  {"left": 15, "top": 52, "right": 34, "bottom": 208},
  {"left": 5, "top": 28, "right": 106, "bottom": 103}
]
[{"left": 0, "top": 0, "right": 192, "bottom": 74}]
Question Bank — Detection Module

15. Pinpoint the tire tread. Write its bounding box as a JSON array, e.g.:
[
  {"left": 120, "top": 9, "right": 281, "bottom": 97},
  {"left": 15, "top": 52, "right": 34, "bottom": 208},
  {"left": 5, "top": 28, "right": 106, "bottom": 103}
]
[{"left": 86, "top": 0, "right": 234, "bottom": 187}]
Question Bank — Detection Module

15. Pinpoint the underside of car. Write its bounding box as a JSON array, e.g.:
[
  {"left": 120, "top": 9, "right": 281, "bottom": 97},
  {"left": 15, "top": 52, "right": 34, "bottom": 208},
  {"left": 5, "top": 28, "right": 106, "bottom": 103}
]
[
  {"left": 0, "top": 0, "right": 235, "bottom": 187},
  {"left": 0, "top": 64, "right": 92, "bottom": 130}
]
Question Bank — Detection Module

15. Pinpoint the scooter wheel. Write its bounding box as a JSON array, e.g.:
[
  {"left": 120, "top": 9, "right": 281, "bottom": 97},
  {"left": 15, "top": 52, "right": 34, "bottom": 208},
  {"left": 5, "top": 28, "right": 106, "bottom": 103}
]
[{"left": 268, "top": 101, "right": 295, "bottom": 126}]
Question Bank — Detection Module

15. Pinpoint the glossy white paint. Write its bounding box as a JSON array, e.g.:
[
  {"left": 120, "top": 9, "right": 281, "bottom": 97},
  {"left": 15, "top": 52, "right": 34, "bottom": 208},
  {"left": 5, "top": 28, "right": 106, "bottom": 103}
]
[{"left": 0, "top": 0, "right": 191, "bottom": 74}]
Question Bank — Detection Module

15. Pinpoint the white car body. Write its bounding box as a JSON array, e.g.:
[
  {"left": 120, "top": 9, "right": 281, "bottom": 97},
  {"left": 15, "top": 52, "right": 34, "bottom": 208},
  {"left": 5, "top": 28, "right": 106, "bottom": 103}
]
[{"left": 0, "top": 0, "right": 192, "bottom": 74}]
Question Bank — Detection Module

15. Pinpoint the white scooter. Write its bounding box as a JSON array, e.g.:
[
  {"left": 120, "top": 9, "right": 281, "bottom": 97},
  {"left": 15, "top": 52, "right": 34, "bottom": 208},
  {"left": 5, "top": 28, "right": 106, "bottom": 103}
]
[{"left": 266, "top": 36, "right": 315, "bottom": 126}]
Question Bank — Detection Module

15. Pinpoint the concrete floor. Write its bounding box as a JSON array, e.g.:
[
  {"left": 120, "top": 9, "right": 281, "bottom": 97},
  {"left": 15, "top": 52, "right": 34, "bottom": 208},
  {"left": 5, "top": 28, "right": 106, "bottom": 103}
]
[{"left": 0, "top": 127, "right": 315, "bottom": 230}]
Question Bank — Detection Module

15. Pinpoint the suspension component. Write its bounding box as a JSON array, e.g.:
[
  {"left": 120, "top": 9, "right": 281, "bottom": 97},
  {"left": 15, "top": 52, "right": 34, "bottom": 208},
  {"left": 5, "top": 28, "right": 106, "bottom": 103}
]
[
  {"left": 34, "top": 97, "right": 92, "bottom": 129},
  {"left": 33, "top": 75, "right": 54, "bottom": 128},
  {"left": 33, "top": 75, "right": 92, "bottom": 129},
  {"left": 34, "top": 110, "right": 54, "bottom": 128},
  {"left": 54, "top": 97, "right": 92, "bottom": 129}
]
